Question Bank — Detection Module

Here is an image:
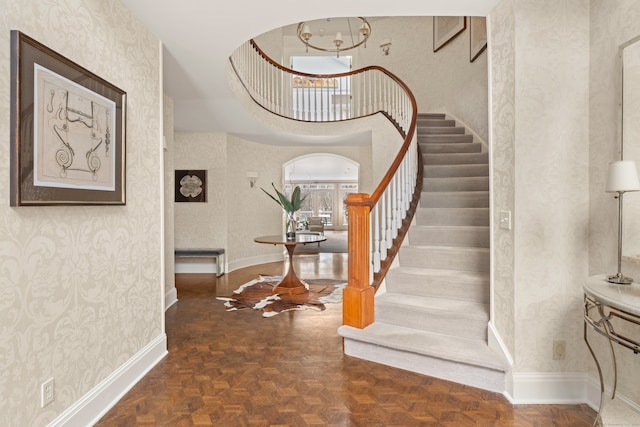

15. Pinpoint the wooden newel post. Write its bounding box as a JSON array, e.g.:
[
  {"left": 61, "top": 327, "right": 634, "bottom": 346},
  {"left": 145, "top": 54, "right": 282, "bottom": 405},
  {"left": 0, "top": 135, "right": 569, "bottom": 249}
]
[{"left": 343, "top": 193, "right": 375, "bottom": 328}]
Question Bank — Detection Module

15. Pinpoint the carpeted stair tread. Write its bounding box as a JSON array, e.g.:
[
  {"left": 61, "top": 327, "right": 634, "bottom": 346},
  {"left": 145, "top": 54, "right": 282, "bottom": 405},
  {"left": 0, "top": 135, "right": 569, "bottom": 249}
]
[
  {"left": 420, "top": 191, "right": 490, "bottom": 208},
  {"left": 376, "top": 292, "right": 488, "bottom": 339},
  {"left": 408, "top": 225, "right": 489, "bottom": 248},
  {"left": 422, "top": 143, "right": 482, "bottom": 154},
  {"left": 424, "top": 152, "right": 489, "bottom": 165},
  {"left": 418, "top": 126, "right": 465, "bottom": 135},
  {"left": 386, "top": 266, "right": 489, "bottom": 283},
  {"left": 418, "top": 134, "right": 474, "bottom": 144},
  {"left": 338, "top": 323, "right": 509, "bottom": 372},
  {"left": 377, "top": 292, "right": 488, "bottom": 321},
  {"left": 416, "top": 207, "right": 489, "bottom": 226},
  {"left": 399, "top": 245, "right": 489, "bottom": 272},
  {"left": 417, "top": 113, "right": 446, "bottom": 121},
  {"left": 424, "top": 164, "right": 489, "bottom": 178},
  {"left": 423, "top": 176, "right": 489, "bottom": 192},
  {"left": 385, "top": 267, "right": 489, "bottom": 303}
]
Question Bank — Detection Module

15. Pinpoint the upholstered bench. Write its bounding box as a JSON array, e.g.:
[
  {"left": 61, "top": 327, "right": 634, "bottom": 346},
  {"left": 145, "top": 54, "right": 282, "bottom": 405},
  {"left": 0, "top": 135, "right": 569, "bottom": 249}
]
[{"left": 174, "top": 248, "right": 225, "bottom": 276}]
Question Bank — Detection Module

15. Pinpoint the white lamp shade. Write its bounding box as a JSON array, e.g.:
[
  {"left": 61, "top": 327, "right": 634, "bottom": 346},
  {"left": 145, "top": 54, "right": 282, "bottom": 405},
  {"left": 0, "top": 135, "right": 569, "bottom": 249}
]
[
  {"left": 606, "top": 160, "right": 640, "bottom": 192},
  {"left": 334, "top": 32, "right": 343, "bottom": 42}
]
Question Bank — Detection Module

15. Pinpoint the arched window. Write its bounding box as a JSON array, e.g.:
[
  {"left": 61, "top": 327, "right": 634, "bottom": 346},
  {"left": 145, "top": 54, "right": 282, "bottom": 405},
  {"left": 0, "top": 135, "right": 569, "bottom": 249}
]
[{"left": 283, "top": 154, "right": 358, "bottom": 231}]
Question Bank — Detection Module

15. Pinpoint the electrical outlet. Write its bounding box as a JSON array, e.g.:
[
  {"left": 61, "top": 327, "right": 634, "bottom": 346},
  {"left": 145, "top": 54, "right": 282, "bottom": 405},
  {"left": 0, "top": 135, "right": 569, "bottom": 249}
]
[
  {"left": 553, "top": 340, "right": 566, "bottom": 360},
  {"left": 41, "top": 378, "right": 54, "bottom": 408}
]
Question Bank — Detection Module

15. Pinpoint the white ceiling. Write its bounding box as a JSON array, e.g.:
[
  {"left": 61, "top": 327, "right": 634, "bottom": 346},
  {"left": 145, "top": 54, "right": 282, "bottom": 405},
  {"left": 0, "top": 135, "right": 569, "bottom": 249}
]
[{"left": 119, "top": 0, "right": 501, "bottom": 144}]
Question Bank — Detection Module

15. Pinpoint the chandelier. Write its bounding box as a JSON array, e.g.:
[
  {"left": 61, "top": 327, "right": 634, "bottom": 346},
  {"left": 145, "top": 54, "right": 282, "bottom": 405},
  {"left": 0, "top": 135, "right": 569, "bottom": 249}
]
[{"left": 297, "top": 17, "right": 371, "bottom": 58}]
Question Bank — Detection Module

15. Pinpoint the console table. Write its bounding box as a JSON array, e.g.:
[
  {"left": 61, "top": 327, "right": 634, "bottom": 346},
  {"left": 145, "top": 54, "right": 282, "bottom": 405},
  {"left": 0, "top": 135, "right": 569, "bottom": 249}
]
[{"left": 583, "top": 275, "right": 640, "bottom": 426}]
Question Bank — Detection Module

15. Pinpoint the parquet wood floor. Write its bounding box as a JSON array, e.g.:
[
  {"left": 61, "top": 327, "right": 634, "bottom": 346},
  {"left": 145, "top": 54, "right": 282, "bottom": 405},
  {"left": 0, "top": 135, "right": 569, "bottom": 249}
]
[{"left": 96, "top": 253, "right": 595, "bottom": 426}]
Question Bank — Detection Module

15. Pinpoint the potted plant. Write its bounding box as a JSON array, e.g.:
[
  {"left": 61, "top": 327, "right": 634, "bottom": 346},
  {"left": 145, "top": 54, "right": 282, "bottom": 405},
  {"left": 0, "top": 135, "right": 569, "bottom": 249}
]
[{"left": 261, "top": 183, "right": 307, "bottom": 239}]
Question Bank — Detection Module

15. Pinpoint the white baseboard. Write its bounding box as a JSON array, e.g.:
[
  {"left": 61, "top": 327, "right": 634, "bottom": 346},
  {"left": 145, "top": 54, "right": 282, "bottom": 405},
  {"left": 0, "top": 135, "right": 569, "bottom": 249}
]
[
  {"left": 487, "top": 322, "right": 513, "bottom": 397},
  {"left": 165, "top": 287, "right": 178, "bottom": 310},
  {"left": 508, "top": 372, "right": 587, "bottom": 404},
  {"left": 48, "top": 334, "right": 168, "bottom": 427},
  {"left": 509, "top": 371, "right": 640, "bottom": 410},
  {"left": 227, "top": 253, "right": 283, "bottom": 273}
]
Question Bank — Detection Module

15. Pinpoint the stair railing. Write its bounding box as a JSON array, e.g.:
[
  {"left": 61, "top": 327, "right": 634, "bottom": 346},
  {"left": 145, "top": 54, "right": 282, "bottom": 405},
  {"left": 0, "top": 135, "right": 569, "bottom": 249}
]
[{"left": 230, "top": 40, "right": 419, "bottom": 329}]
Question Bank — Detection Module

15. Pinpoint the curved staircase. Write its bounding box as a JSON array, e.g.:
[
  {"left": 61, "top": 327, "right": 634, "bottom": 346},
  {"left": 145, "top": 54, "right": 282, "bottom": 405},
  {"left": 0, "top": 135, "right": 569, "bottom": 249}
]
[{"left": 339, "top": 113, "right": 509, "bottom": 393}]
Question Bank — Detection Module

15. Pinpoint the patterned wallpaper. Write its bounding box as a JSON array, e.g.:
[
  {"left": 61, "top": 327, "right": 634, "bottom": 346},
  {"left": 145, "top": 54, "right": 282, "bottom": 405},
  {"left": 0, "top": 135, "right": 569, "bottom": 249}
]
[
  {"left": 488, "top": 0, "right": 516, "bottom": 358},
  {"left": 512, "top": 0, "right": 590, "bottom": 372},
  {"left": 173, "top": 132, "right": 228, "bottom": 252},
  {"left": 0, "top": 0, "right": 162, "bottom": 425},
  {"left": 489, "top": 0, "right": 592, "bottom": 373},
  {"left": 490, "top": 0, "right": 640, "bottom": 404},
  {"left": 164, "top": 96, "right": 176, "bottom": 303}
]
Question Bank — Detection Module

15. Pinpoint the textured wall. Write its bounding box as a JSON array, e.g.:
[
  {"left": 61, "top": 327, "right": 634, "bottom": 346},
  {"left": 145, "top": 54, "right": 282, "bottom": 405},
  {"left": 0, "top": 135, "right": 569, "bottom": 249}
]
[
  {"left": 589, "top": 0, "right": 640, "bottom": 405},
  {"left": 488, "top": 0, "right": 516, "bottom": 358},
  {"left": 164, "top": 96, "right": 176, "bottom": 303},
  {"left": 489, "top": 0, "right": 591, "bottom": 372},
  {"left": 512, "top": 0, "right": 590, "bottom": 372},
  {"left": 0, "top": 0, "right": 162, "bottom": 425},
  {"left": 173, "top": 133, "right": 228, "bottom": 252}
]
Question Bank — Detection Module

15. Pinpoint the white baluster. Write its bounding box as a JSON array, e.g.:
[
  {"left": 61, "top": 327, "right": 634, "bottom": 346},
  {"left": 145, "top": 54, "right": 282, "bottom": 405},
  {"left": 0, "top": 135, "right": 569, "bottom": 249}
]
[
  {"left": 379, "top": 189, "right": 387, "bottom": 252},
  {"left": 372, "top": 202, "right": 381, "bottom": 273},
  {"left": 385, "top": 186, "right": 393, "bottom": 250},
  {"left": 395, "top": 174, "right": 403, "bottom": 232}
]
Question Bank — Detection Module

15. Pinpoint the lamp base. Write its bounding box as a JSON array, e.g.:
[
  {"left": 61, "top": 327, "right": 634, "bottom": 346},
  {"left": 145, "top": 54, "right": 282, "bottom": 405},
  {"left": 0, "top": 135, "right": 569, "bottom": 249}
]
[{"left": 606, "top": 273, "right": 634, "bottom": 285}]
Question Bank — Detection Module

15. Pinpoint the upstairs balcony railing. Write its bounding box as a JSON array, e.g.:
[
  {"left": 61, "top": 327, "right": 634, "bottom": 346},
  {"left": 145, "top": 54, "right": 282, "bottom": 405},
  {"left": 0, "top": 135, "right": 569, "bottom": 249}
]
[{"left": 230, "top": 40, "right": 420, "bottom": 329}]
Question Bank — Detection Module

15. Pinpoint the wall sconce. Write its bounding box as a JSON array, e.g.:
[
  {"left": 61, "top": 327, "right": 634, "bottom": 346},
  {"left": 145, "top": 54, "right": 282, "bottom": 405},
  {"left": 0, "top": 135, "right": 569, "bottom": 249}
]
[
  {"left": 380, "top": 38, "right": 392, "bottom": 56},
  {"left": 605, "top": 160, "right": 640, "bottom": 284},
  {"left": 246, "top": 171, "right": 259, "bottom": 188}
]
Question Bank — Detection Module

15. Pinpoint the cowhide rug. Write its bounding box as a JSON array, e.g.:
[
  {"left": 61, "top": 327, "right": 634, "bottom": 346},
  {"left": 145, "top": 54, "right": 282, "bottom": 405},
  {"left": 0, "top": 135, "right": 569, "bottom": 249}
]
[{"left": 217, "top": 275, "right": 346, "bottom": 317}]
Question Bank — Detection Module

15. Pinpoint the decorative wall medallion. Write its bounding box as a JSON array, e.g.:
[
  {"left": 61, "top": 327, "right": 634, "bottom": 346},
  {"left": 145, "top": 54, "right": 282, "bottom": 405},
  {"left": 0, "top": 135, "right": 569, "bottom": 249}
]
[{"left": 175, "top": 170, "right": 207, "bottom": 202}]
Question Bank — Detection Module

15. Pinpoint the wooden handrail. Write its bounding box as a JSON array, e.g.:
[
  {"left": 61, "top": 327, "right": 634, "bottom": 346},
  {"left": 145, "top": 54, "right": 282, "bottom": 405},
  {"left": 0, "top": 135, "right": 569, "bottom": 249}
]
[{"left": 230, "top": 40, "right": 419, "bottom": 329}]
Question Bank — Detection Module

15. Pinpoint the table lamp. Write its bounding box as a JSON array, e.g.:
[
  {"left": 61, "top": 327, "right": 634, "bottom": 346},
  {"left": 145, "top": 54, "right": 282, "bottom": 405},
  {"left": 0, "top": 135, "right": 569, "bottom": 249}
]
[{"left": 606, "top": 160, "right": 640, "bottom": 284}]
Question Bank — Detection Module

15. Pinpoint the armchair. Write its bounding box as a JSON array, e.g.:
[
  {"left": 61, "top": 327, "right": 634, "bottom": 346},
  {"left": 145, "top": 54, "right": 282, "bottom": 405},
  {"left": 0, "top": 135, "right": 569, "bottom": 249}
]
[{"left": 307, "top": 217, "right": 325, "bottom": 235}]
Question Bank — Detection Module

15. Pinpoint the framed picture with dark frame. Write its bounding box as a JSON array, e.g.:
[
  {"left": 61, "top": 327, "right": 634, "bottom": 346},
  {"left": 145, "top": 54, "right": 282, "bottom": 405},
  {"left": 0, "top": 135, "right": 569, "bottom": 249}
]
[
  {"left": 433, "top": 16, "right": 467, "bottom": 52},
  {"left": 470, "top": 17, "right": 488, "bottom": 62},
  {"left": 175, "top": 170, "right": 207, "bottom": 203},
  {"left": 10, "top": 30, "right": 126, "bottom": 206}
]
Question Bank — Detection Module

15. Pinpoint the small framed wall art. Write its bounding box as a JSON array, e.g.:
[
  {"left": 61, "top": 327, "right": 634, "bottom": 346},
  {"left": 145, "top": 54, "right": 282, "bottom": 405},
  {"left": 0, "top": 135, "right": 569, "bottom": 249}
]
[
  {"left": 175, "top": 170, "right": 207, "bottom": 203},
  {"left": 433, "top": 16, "right": 467, "bottom": 52},
  {"left": 10, "top": 31, "right": 126, "bottom": 206}
]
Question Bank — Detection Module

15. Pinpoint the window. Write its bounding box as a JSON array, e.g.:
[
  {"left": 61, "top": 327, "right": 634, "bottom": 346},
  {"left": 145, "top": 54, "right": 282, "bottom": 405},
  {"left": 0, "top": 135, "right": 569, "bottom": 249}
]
[
  {"left": 290, "top": 56, "right": 352, "bottom": 121},
  {"left": 286, "top": 182, "right": 357, "bottom": 230}
]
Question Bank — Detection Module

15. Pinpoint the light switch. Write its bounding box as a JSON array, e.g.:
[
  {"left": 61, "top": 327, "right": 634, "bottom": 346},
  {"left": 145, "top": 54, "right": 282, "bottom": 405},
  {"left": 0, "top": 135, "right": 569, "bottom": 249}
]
[{"left": 499, "top": 210, "right": 512, "bottom": 230}]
